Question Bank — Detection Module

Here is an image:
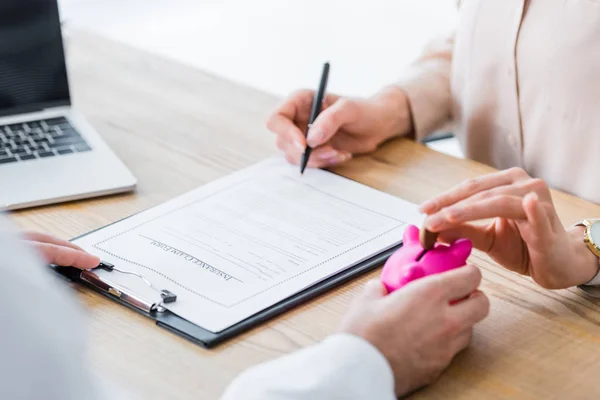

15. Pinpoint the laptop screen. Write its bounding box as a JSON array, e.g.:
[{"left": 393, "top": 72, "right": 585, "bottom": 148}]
[{"left": 0, "top": 0, "right": 70, "bottom": 117}]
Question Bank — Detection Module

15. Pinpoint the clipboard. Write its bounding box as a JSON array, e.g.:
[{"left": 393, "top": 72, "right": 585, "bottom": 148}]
[{"left": 52, "top": 218, "right": 402, "bottom": 349}]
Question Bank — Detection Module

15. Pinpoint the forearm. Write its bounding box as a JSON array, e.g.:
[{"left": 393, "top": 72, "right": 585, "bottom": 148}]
[
  {"left": 395, "top": 32, "right": 455, "bottom": 141},
  {"left": 365, "top": 31, "right": 456, "bottom": 145},
  {"left": 370, "top": 85, "right": 413, "bottom": 141},
  {"left": 221, "top": 334, "right": 396, "bottom": 400}
]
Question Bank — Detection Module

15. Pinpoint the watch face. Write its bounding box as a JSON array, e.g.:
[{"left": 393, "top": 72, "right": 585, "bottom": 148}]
[{"left": 590, "top": 221, "right": 600, "bottom": 248}]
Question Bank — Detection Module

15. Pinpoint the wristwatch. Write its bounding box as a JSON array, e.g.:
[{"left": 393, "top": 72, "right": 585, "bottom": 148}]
[
  {"left": 575, "top": 219, "right": 600, "bottom": 259},
  {"left": 575, "top": 219, "right": 600, "bottom": 296}
]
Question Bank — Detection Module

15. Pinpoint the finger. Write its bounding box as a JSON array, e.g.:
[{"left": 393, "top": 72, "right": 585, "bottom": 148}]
[
  {"left": 23, "top": 231, "right": 84, "bottom": 251},
  {"left": 320, "top": 152, "right": 352, "bottom": 167},
  {"left": 269, "top": 89, "right": 315, "bottom": 123},
  {"left": 281, "top": 142, "right": 308, "bottom": 167},
  {"left": 452, "top": 328, "right": 474, "bottom": 354},
  {"left": 424, "top": 179, "right": 551, "bottom": 230},
  {"left": 436, "top": 223, "right": 495, "bottom": 253},
  {"left": 267, "top": 90, "right": 315, "bottom": 149},
  {"left": 361, "top": 279, "right": 388, "bottom": 301},
  {"left": 307, "top": 98, "right": 361, "bottom": 147},
  {"left": 522, "top": 192, "right": 557, "bottom": 243},
  {"left": 280, "top": 136, "right": 350, "bottom": 169},
  {"left": 278, "top": 135, "right": 309, "bottom": 166},
  {"left": 268, "top": 91, "right": 340, "bottom": 142},
  {"left": 435, "top": 265, "right": 483, "bottom": 301},
  {"left": 269, "top": 115, "right": 307, "bottom": 152},
  {"left": 322, "top": 93, "right": 341, "bottom": 108},
  {"left": 276, "top": 131, "right": 293, "bottom": 153},
  {"left": 425, "top": 195, "right": 527, "bottom": 232},
  {"left": 31, "top": 242, "right": 100, "bottom": 269},
  {"left": 310, "top": 146, "right": 353, "bottom": 166},
  {"left": 419, "top": 167, "right": 529, "bottom": 214},
  {"left": 275, "top": 122, "right": 351, "bottom": 169},
  {"left": 302, "top": 151, "right": 352, "bottom": 169},
  {"left": 278, "top": 135, "right": 300, "bottom": 166},
  {"left": 441, "top": 179, "right": 551, "bottom": 212},
  {"left": 277, "top": 132, "right": 304, "bottom": 163},
  {"left": 448, "top": 290, "right": 490, "bottom": 326}
]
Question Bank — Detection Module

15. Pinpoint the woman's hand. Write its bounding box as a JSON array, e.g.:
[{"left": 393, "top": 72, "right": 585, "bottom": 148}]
[
  {"left": 266, "top": 86, "right": 412, "bottom": 169},
  {"left": 23, "top": 231, "right": 100, "bottom": 269},
  {"left": 419, "top": 168, "right": 599, "bottom": 289}
]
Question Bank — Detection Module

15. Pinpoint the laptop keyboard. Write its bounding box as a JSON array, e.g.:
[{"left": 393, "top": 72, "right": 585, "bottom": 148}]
[{"left": 0, "top": 117, "right": 92, "bottom": 165}]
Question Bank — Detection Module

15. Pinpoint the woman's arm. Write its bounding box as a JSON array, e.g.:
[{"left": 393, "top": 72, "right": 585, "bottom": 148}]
[{"left": 397, "top": 31, "right": 456, "bottom": 141}]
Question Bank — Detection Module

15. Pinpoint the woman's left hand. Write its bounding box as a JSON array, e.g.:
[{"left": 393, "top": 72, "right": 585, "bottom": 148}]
[{"left": 419, "top": 167, "right": 599, "bottom": 289}]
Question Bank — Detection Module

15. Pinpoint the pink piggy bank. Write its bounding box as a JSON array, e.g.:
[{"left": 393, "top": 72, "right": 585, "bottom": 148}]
[{"left": 381, "top": 225, "right": 472, "bottom": 293}]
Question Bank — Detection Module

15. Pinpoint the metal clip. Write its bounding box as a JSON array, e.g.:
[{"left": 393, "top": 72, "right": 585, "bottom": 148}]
[
  {"left": 82, "top": 261, "right": 178, "bottom": 313},
  {"left": 160, "top": 290, "right": 177, "bottom": 304}
]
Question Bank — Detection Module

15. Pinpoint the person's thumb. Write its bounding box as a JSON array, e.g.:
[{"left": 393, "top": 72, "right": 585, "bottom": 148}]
[
  {"left": 307, "top": 98, "right": 360, "bottom": 147},
  {"left": 361, "top": 279, "right": 388, "bottom": 301},
  {"left": 437, "top": 223, "right": 493, "bottom": 253}
]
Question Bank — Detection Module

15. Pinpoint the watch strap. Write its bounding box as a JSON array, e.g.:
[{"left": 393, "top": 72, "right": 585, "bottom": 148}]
[
  {"left": 576, "top": 219, "right": 600, "bottom": 294},
  {"left": 575, "top": 219, "right": 597, "bottom": 228}
]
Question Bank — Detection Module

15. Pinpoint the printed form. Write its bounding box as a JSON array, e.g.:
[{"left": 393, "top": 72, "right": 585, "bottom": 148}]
[{"left": 74, "top": 157, "right": 423, "bottom": 332}]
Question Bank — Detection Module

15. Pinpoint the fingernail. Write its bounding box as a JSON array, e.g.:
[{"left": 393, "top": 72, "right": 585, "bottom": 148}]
[
  {"left": 294, "top": 139, "right": 305, "bottom": 152},
  {"left": 419, "top": 200, "right": 435, "bottom": 213},
  {"left": 419, "top": 201, "right": 433, "bottom": 213},
  {"left": 525, "top": 192, "right": 539, "bottom": 202},
  {"left": 307, "top": 129, "right": 325, "bottom": 147},
  {"left": 327, "top": 152, "right": 352, "bottom": 165},
  {"left": 318, "top": 149, "right": 339, "bottom": 160},
  {"left": 425, "top": 216, "right": 440, "bottom": 231}
]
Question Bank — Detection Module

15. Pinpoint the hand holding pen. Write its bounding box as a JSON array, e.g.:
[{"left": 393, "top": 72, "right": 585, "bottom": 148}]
[{"left": 266, "top": 63, "right": 413, "bottom": 171}]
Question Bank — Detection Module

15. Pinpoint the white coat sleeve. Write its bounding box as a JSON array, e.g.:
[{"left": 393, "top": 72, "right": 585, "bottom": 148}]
[{"left": 222, "top": 333, "right": 396, "bottom": 400}]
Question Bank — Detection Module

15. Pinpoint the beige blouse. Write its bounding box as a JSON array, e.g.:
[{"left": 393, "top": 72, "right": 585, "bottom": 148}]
[{"left": 398, "top": 0, "right": 600, "bottom": 204}]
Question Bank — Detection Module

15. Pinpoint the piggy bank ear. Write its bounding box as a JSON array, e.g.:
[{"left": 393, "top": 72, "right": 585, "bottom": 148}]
[
  {"left": 450, "top": 239, "right": 473, "bottom": 263},
  {"left": 403, "top": 225, "right": 420, "bottom": 245}
]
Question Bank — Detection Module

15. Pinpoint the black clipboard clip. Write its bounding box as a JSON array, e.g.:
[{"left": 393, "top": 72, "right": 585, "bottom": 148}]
[{"left": 79, "top": 261, "right": 177, "bottom": 313}]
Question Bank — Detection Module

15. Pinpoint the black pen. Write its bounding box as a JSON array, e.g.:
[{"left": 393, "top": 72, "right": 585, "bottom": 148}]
[{"left": 300, "top": 62, "right": 330, "bottom": 175}]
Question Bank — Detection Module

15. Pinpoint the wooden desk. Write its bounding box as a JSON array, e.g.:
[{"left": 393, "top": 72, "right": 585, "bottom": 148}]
[{"left": 11, "top": 32, "right": 600, "bottom": 400}]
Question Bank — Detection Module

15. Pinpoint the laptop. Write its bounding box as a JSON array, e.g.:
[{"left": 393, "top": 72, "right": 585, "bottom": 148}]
[{"left": 0, "top": 0, "right": 136, "bottom": 211}]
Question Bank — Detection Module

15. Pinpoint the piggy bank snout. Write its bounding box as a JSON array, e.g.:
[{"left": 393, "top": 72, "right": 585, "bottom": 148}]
[
  {"left": 401, "top": 263, "right": 426, "bottom": 283},
  {"left": 381, "top": 258, "right": 426, "bottom": 293}
]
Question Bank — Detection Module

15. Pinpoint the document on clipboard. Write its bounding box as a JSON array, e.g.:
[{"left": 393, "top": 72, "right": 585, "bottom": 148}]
[{"left": 72, "top": 157, "right": 423, "bottom": 335}]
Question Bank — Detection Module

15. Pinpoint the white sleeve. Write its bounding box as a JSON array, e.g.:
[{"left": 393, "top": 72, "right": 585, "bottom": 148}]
[
  {"left": 578, "top": 267, "right": 600, "bottom": 296},
  {"left": 0, "top": 218, "right": 128, "bottom": 400},
  {"left": 584, "top": 272, "right": 600, "bottom": 286},
  {"left": 221, "top": 333, "right": 396, "bottom": 400},
  {"left": 0, "top": 219, "right": 101, "bottom": 400}
]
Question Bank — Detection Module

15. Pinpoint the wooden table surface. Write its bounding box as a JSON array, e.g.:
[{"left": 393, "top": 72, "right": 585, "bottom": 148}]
[{"left": 11, "top": 31, "right": 600, "bottom": 400}]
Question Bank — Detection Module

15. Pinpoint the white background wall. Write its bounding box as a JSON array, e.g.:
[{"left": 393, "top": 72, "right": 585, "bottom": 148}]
[
  {"left": 57, "top": 0, "right": 461, "bottom": 156},
  {"left": 58, "top": 0, "right": 457, "bottom": 97}
]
